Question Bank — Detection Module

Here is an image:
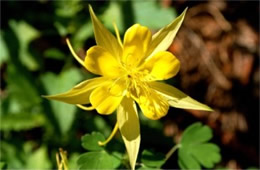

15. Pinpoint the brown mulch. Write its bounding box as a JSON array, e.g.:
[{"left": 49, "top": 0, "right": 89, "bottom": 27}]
[{"left": 163, "top": 1, "right": 259, "bottom": 169}]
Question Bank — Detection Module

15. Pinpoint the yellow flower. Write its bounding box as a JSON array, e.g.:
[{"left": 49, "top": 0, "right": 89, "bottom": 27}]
[{"left": 45, "top": 5, "right": 212, "bottom": 169}]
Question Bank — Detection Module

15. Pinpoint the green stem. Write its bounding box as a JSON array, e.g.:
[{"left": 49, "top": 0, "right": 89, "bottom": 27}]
[{"left": 165, "top": 144, "right": 181, "bottom": 162}]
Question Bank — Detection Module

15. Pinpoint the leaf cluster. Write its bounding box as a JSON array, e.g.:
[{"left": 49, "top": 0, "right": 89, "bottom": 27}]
[{"left": 77, "top": 122, "right": 222, "bottom": 169}]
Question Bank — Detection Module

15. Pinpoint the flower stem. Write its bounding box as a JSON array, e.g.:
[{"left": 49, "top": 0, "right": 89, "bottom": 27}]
[{"left": 165, "top": 144, "right": 181, "bottom": 162}]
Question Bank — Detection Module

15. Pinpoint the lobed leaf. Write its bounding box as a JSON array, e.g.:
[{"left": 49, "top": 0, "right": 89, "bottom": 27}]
[
  {"left": 178, "top": 122, "right": 221, "bottom": 169},
  {"left": 190, "top": 143, "right": 221, "bottom": 168},
  {"left": 77, "top": 151, "right": 120, "bottom": 169},
  {"left": 81, "top": 132, "right": 105, "bottom": 151},
  {"left": 181, "top": 122, "right": 213, "bottom": 145}
]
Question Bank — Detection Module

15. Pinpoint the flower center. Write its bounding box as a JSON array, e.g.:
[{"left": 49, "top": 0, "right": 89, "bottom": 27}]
[{"left": 123, "top": 68, "right": 150, "bottom": 101}]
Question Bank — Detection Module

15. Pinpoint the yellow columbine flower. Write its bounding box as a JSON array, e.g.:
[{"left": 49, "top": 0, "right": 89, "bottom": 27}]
[{"left": 45, "top": 5, "right": 212, "bottom": 170}]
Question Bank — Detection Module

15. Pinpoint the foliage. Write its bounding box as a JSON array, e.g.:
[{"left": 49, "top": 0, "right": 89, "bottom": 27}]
[
  {"left": 141, "top": 150, "right": 166, "bottom": 168},
  {"left": 76, "top": 122, "right": 221, "bottom": 169},
  {"left": 178, "top": 122, "right": 221, "bottom": 169},
  {"left": 78, "top": 132, "right": 121, "bottom": 169}
]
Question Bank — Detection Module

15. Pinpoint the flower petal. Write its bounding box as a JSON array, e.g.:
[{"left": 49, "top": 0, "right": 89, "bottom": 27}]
[
  {"left": 89, "top": 5, "right": 122, "bottom": 58},
  {"left": 85, "top": 46, "right": 123, "bottom": 77},
  {"left": 43, "top": 77, "right": 109, "bottom": 104},
  {"left": 140, "top": 51, "right": 180, "bottom": 80},
  {"left": 123, "top": 24, "right": 152, "bottom": 67},
  {"left": 90, "top": 81, "right": 125, "bottom": 114},
  {"left": 137, "top": 88, "right": 169, "bottom": 120},
  {"left": 117, "top": 97, "right": 140, "bottom": 170},
  {"left": 149, "top": 82, "right": 213, "bottom": 111},
  {"left": 147, "top": 8, "right": 187, "bottom": 58}
]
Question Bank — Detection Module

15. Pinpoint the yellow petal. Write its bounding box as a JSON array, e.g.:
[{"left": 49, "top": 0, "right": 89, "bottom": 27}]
[
  {"left": 90, "top": 81, "right": 125, "bottom": 114},
  {"left": 149, "top": 82, "right": 213, "bottom": 111},
  {"left": 43, "top": 77, "right": 109, "bottom": 104},
  {"left": 147, "top": 8, "right": 187, "bottom": 58},
  {"left": 123, "top": 24, "right": 152, "bottom": 67},
  {"left": 137, "top": 88, "right": 169, "bottom": 120},
  {"left": 85, "top": 46, "right": 122, "bottom": 77},
  {"left": 89, "top": 5, "right": 122, "bottom": 59},
  {"left": 140, "top": 51, "right": 180, "bottom": 80},
  {"left": 117, "top": 97, "right": 140, "bottom": 170}
]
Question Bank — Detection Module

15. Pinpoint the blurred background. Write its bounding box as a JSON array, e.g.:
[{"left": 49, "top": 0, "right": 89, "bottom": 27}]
[{"left": 0, "top": 0, "right": 259, "bottom": 169}]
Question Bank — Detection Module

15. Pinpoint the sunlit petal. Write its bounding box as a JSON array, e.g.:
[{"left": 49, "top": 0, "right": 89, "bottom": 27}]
[
  {"left": 43, "top": 77, "right": 109, "bottom": 104},
  {"left": 117, "top": 97, "right": 140, "bottom": 170},
  {"left": 140, "top": 51, "right": 180, "bottom": 80},
  {"left": 89, "top": 5, "right": 122, "bottom": 59},
  {"left": 149, "top": 82, "right": 213, "bottom": 111},
  {"left": 85, "top": 46, "right": 123, "bottom": 77},
  {"left": 137, "top": 87, "right": 169, "bottom": 120},
  {"left": 147, "top": 8, "right": 187, "bottom": 58},
  {"left": 90, "top": 81, "right": 125, "bottom": 114},
  {"left": 123, "top": 24, "right": 152, "bottom": 67}
]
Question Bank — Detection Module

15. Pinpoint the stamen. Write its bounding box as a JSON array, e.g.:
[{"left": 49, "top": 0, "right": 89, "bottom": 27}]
[
  {"left": 98, "top": 122, "right": 119, "bottom": 146},
  {"left": 113, "top": 21, "right": 123, "bottom": 47},
  {"left": 76, "top": 104, "right": 95, "bottom": 111},
  {"left": 66, "top": 38, "right": 86, "bottom": 68}
]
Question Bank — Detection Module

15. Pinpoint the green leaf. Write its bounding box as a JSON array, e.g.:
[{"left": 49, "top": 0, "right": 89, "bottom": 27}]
[
  {"left": 178, "top": 122, "right": 221, "bottom": 169},
  {"left": 92, "top": 115, "right": 111, "bottom": 136},
  {"left": 181, "top": 122, "right": 213, "bottom": 145},
  {"left": 0, "top": 141, "right": 23, "bottom": 168},
  {"left": 7, "top": 64, "right": 42, "bottom": 111},
  {"left": 0, "top": 162, "right": 7, "bottom": 169},
  {"left": 68, "top": 153, "right": 80, "bottom": 169},
  {"left": 0, "top": 31, "right": 9, "bottom": 64},
  {"left": 41, "top": 68, "right": 83, "bottom": 134},
  {"left": 43, "top": 48, "right": 66, "bottom": 60},
  {"left": 72, "top": 21, "right": 93, "bottom": 49},
  {"left": 77, "top": 151, "right": 120, "bottom": 169},
  {"left": 101, "top": 2, "right": 124, "bottom": 32},
  {"left": 190, "top": 143, "right": 221, "bottom": 168},
  {"left": 9, "top": 20, "right": 40, "bottom": 71},
  {"left": 25, "top": 146, "right": 51, "bottom": 169},
  {"left": 54, "top": 22, "right": 68, "bottom": 36},
  {"left": 132, "top": 0, "right": 177, "bottom": 30},
  {"left": 81, "top": 132, "right": 105, "bottom": 151},
  {"left": 55, "top": 0, "right": 83, "bottom": 18},
  {"left": 0, "top": 113, "right": 45, "bottom": 131},
  {"left": 141, "top": 150, "right": 165, "bottom": 168},
  {"left": 178, "top": 147, "right": 200, "bottom": 169}
]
